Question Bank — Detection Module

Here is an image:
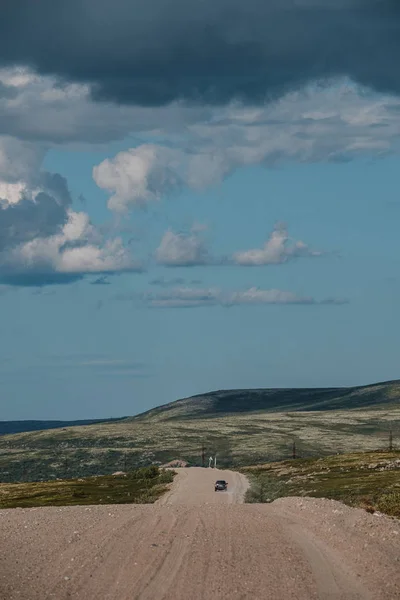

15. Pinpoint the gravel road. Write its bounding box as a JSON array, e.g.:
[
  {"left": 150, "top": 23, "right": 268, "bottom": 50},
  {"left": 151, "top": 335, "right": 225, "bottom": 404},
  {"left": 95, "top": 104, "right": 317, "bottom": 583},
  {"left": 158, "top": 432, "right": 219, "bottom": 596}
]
[{"left": 0, "top": 467, "right": 399, "bottom": 600}]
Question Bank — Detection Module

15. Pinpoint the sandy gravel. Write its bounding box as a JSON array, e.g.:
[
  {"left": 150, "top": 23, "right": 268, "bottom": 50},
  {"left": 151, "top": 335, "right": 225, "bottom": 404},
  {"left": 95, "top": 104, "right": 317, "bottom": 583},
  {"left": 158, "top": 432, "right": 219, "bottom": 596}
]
[
  {"left": 157, "top": 467, "right": 249, "bottom": 506},
  {"left": 0, "top": 467, "right": 399, "bottom": 600}
]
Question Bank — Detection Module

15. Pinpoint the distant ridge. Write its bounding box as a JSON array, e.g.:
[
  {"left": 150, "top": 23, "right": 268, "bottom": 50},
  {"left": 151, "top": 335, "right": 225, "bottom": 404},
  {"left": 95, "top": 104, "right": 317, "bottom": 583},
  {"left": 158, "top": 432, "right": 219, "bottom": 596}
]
[
  {"left": 132, "top": 379, "right": 400, "bottom": 422},
  {"left": 0, "top": 418, "right": 124, "bottom": 436},
  {"left": 1, "top": 379, "right": 399, "bottom": 482},
  {"left": 2, "top": 379, "right": 400, "bottom": 437}
]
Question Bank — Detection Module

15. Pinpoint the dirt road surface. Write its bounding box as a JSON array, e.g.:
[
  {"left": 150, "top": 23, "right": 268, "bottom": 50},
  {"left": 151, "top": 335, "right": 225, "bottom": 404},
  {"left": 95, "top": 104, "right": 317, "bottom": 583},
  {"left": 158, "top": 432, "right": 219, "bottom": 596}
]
[
  {"left": 157, "top": 467, "right": 248, "bottom": 505},
  {"left": 1, "top": 467, "right": 399, "bottom": 600}
]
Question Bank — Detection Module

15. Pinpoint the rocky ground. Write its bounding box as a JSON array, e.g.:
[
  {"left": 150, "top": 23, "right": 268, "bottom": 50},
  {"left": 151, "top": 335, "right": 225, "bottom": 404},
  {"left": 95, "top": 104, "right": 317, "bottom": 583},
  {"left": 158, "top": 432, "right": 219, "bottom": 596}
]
[{"left": 0, "top": 468, "right": 399, "bottom": 600}]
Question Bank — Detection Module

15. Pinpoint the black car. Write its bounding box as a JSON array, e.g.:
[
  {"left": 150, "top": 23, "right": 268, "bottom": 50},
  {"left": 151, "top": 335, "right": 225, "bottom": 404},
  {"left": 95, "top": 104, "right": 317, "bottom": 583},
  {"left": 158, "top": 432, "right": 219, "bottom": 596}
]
[{"left": 214, "top": 480, "right": 228, "bottom": 491}]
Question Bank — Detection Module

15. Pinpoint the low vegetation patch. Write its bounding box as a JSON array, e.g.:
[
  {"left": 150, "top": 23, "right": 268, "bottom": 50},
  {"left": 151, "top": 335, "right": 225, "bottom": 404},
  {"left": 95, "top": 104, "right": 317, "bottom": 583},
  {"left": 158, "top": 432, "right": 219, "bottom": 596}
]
[
  {"left": 0, "top": 382, "right": 399, "bottom": 483},
  {"left": 0, "top": 466, "right": 175, "bottom": 509},
  {"left": 243, "top": 451, "right": 400, "bottom": 518}
]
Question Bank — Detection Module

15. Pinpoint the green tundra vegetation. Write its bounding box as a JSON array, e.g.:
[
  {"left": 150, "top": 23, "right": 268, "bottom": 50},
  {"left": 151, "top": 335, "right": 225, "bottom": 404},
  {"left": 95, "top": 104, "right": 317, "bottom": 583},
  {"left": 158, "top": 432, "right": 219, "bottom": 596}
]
[
  {"left": 0, "top": 466, "right": 174, "bottom": 509},
  {"left": 0, "top": 380, "right": 399, "bottom": 483},
  {"left": 244, "top": 450, "right": 400, "bottom": 518}
]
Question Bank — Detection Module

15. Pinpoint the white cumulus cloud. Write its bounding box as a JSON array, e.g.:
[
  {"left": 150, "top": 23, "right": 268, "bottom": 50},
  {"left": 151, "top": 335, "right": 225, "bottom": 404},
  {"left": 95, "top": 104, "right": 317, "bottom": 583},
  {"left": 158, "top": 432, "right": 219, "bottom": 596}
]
[
  {"left": 233, "top": 222, "right": 322, "bottom": 266},
  {"left": 93, "top": 145, "right": 183, "bottom": 212},
  {"left": 0, "top": 136, "right": 139, "bottom": 285},
  {"left": 4, "top": 211, "right": 135, "bottom": 278},
  {"left": 155, "top": 229, "right": 211, "bottom": 267},
  {"left": 92, "top": 80, "right": 400, "bottom": 209},
  {"left": 154, "top": 222, "right": 321, "bottom": 268}
]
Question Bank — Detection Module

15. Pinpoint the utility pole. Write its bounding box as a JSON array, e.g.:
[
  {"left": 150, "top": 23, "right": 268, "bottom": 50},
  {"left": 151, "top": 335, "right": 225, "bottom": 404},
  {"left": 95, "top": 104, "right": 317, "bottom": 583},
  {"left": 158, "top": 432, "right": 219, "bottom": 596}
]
[
  {"left": 201, "top": 442, "right": 205, "bottom": 468},
  {"left": 292, "top": 440, "right": 296, "bottom": 460},
  {"left": 214, "top": 455, "right": 217, "bottom": 469}
]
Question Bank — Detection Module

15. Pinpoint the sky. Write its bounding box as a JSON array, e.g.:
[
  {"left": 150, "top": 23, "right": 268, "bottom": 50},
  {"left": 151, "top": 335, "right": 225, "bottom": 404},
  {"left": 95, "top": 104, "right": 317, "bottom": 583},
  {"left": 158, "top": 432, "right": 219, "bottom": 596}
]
[{"left": 1, "top": 1, "right": 400, "bottom": 420}]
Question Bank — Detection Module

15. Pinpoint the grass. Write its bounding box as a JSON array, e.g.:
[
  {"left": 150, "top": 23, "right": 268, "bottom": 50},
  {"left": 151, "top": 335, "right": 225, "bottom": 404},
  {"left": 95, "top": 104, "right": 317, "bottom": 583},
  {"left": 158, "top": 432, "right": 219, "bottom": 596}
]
[
  {"left": 0, "top": 466, "right": 175, "bottom": 509},
  {"left": 243, "top": 450, "right": 400, "bottom": 518},
  {"left": 0, "top": 381, "right": 399, "bottom": 483},
  {"left": 0, "top": 407, "right": 398, "bottom": 482}
]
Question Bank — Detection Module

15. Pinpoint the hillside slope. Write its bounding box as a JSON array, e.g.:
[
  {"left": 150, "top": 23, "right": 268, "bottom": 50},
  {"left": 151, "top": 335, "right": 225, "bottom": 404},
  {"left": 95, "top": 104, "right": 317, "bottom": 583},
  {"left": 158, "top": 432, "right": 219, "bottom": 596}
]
[
  {"left": 0, "top": 380, "right": 399, "bottom": 482},
  {"left": 133, "top": 380, "right": 400, "bottom": 422}
]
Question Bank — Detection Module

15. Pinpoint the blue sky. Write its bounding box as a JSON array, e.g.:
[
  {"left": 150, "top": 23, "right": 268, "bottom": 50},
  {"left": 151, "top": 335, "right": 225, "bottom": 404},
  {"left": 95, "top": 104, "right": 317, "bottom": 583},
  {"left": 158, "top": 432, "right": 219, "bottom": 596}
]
[
  {"left": 2, "top": 149, "right": 400, "bottom": 419},
  {"left": 2, "top": 3, "right": 400, "bottom": 419}
]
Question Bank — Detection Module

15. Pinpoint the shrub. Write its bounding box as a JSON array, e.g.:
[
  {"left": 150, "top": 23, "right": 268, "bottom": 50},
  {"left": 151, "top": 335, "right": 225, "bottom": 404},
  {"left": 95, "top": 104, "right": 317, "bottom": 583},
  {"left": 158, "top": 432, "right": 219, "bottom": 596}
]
[
  {"left": 158, "top": 469, "right": 175, "bottom": 484},
  {"left": 245, "top": 474, "right": 288, "bottom": 503},
  {"left": 136, "top": 465, "right": 160, "bottom": 480},
  {"left": 376, "top": 492, "right": 400, "bottom": 518}
]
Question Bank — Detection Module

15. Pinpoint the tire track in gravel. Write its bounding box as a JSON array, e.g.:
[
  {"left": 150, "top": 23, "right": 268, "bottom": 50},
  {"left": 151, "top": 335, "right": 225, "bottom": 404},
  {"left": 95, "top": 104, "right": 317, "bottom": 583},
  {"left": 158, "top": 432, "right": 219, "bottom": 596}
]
[{"left": 1, "top": 468, "right": 399, "bottom": 600}]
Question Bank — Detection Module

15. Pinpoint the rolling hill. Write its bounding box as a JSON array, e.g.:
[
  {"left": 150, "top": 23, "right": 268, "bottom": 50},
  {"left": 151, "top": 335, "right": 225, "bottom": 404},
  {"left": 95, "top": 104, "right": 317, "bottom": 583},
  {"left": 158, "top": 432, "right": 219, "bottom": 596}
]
[
  {"left": 0, "top": 380, "right": 399, "bottom": 483},
  {"left": 133, "top": 379, "right": 400, "bottom": 421}
]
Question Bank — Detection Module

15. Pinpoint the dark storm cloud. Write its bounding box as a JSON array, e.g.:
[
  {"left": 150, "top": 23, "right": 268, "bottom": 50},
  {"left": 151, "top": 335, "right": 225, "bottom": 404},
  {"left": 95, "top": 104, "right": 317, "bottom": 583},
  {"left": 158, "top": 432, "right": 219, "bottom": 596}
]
[
  {"left": 0, "top": 82, "right": 18, "bottom": 100},
  {"left": 0, "top": 172, "right": 76, "bottom": 286},
  {"left": 1, "top": 1, "right": 400, "bottom": 106},
  {"left": 0, "top": 174, "right": 71, "bottom": 253}
]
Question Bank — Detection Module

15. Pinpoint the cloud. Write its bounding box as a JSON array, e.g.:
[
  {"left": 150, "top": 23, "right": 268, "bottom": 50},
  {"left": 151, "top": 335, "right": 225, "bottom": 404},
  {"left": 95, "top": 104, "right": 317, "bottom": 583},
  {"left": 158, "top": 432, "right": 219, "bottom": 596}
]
[
  {"left": 3, "top": 67, "right": 400, "bottom": 204},
  {"left": 149, "top": 277, "right": 187, "bottom": 287},
  {"left": 144, "top": 286, "right": 347, "bottom": 308},
  {"left": 155, "top": 229, "right": 212, "bottom": 267},
  {"left": 0, "top": 67, "right": 212, "bottom": 146},
  {"left": 0, "top": 135, "right": 45, "bottom": 183},
  {"left": 233, "top": 222, "right": 322, "bottom": 266},
  {"left": 0, "top": 285, "right": 12, "bottom": 296},
  {"left": 154, "top": 223, "right": 320, "bottom": 268},
  {"left": 91, "top": 275, "right": 111, "bottom": 285},
  {"left": 4, "top": 354, "right": 150, "bottom": 378},
  {"left": 92, "top": 81, "right": 400, "bottom": 208},
  {"left": 190, "top": 81, "right": 400, "bottom": 166},
  {"left": 93, "top": 143, "right": 234, "bottom": 211},
  {"left": 0, "top": 176, "right": 70, "bottom": 254},
  {"left": 1, "top": 1, "right": 400, "bottom": 107},
  {"left": 6, "top": 65, "right": 400, "bottom": 175},
  {"left": 93, "top": 145, "right": 183, "bottom": 212},
  {"left": 0, "top": 137, "right": 140, "bottom": 286},
  {"left": 146, "top": 287, "right": 221, "bottom": 309},
  {"left": 0, "top": 210, "right": 140, "bottom": 286},
  {"left": 77, "top": 359, "right": 147, "bottom": 376}
]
